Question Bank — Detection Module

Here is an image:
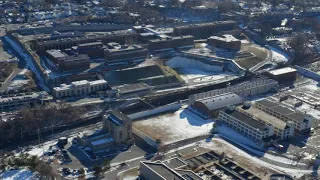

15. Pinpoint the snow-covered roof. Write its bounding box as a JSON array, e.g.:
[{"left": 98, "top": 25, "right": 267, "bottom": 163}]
[
  {"left": 196, "top": 93, "right": 244, "bottom": 111},
  {"left": 268, "top": 67, "right": 296, "bottom": 76}
]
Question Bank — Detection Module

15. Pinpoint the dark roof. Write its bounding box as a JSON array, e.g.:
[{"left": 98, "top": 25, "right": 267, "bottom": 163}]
[
  {"left": 175, "top": 169, "right": 203, "bottom": 180},
  {"left": 287, "top": 112, "right": 307, "bottom": 122},
  {"left": 256, "top": 99, "right": 278, "bottom": 108},
  {"left": 163, "top": 158, "right": 187, "bottom": 169},
  {"left": 142, "top": 161, "right": 184, "bottom": 180},
  {"left": 223, "top": 109, "right": 267, "bottom": 131},
  {"left": 271, "top": 105, "right": 294, "bottom": 115}
]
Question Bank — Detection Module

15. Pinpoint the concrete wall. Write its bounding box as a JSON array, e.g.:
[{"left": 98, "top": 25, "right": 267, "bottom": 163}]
[
  {"left": 128, "top": 102, "right": 181, "bottom": 120},
  {"left": 133, "top": 127, "right": 158, "bottom": 148}
]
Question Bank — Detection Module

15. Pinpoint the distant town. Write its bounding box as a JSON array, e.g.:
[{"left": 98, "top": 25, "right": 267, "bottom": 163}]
[{"left": 1, "top": 0, "right": 320, "bottom": 180}]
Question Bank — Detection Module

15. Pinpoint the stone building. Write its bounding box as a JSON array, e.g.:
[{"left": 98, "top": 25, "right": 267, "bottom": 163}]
[
  {"left": 102, "top": 110, "right": 133, "bottom": 145},
  {"left": 207, "top": 34, "right": 241, "bottom": 51},
  {"left": 53, "top": 79, "right": 107, "bottom": 98}
]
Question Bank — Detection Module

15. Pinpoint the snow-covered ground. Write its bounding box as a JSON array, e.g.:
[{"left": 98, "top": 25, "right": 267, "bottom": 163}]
[
  {"left": 200, "top": 138, "right": 311, "bottom": 178},
  {"left": 4, "top": 36, "right": 49, "bottom": 92},
  {"left": 166, "top": 56, "right": 239, "bottom": 84},
  {"left": 0, "top": 169, "right": 38, "bottom": 180},
  {"left": 266, "top": 45, "right": 290, "bottom": 63},
  {"left": 133, "top": 108, "right": 214, "bottom": 145},
  {"left": 7, "top": 79, "right": 29, "bottom": 91}
]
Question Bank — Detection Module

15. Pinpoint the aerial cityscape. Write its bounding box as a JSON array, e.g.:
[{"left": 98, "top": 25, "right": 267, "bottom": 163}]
[{"left": 1, "top": 0, "right": 320, "bottom": 180}]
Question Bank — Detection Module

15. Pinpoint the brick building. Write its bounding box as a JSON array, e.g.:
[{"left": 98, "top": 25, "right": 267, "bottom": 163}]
[
  {"left": 207, "top": 34, "right": 241, "bottom": 51},
  {"left": 148, "top": 35, "right": 194, "bottom": 51},
  {"left": 104, "top": 42, "right": 148, "bottom": 62},
  {"left": 46, "top": 49, "right": 90, "bottom": 72},
  {"left": 173, "top": 21, "right": 236, "bottom": 39},
  {"left": 35, "top": 30, "right": 138, "bottom": 53}
]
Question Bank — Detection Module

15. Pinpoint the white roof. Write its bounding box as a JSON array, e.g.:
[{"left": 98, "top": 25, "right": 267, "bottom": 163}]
[
  {"left": 71, "top": 80, "right": 89, "bottom": 86},
  {"left": 268, "top": 67, "right": 297, "bottom": 76},
  {"left": 197, "top": 93, "right": 244, "bottom": 110}
]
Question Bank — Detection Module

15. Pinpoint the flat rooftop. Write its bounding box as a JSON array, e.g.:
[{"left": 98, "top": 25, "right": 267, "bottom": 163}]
[
  {"left": 268, "top": 67, "right": 297, "bottom": 76},
  {"left": 222, "top": 108, "right": 267, "bottom": 131},
  {"left": 236, "top": 105, "right": 287, "bottom": 129},
  {"left": 46, "top": 49, "right": 66, "bottom": 58},
  {"left": 256, "top": 99, "right": 308, "bottom": 122},
  {"left": 142, "top": 161, "right": 184, "bottom": 180}
]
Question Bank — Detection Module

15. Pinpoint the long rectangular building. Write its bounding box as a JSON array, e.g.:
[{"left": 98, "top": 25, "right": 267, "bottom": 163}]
[
  {"left": 254, "top": 99, "right": 313, "bottom": 134},
  {"left": 219, "top": 105, "right": 274, "bottom": 143},
  {"left": 236, "top": 104, "right": 295, "bottom": 140},
  {"left": 35, "top": 30, "right": 138, "bottom": 53},
  {"left": 173, "top": 21, "right": 236, "bottom": 39},
  {"left": 53, "top": 79, "right": 107, "bottom": 98}
]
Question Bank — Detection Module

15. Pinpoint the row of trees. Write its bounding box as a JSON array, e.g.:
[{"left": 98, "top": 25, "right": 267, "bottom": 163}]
[{"left": 0, "top": 103, "right": 84, "bottom": 147}]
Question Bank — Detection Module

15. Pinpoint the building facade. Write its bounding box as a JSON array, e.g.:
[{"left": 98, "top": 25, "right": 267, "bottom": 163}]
[
  {"left": 254, "top": 99, "right": 313, "bottom": 134},
  {"left": 236, "top": 103, "right": 295, "bottom": 140},
  {"left": 189, "top": 93, "right": 244, "bottom": 119},
  {"left": 35, "top": 30, "right": 138, "bottom": 53},
  {"left": 46, "top": 49, "right": 90, "bottom": 72},
  {"left": 0, "top": 92, "right": 52, "bottom": 111},
  {"left": 148, "top": 35, "right": 194, "bottom": 51},
  {"left": 173, "top": 21, "right": 236, "bottom": 39},
  {"left": 102, "top": 110, "right": 133, "bottom": 145},
  {"left": 104, "top": 43, "right": 148, "bottom": 62},
  {"left": 53, "top": 79, "right": 107, "bottom": 98},
  {"left": 219, "top": 105, "right": 274, "bottom": 143},
  {"left": 207, "top": 35, "right": 241, "bottom": 51}
]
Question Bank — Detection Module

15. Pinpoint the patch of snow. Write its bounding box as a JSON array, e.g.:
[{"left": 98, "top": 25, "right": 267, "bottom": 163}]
[
  {"left": 4, "top": 36, "right": 49, "bottom": 92},
  {"left": 217, "top": 124, "right": 263, "bottom": 149},
  {"left": 0, "top": 169, "right": 38, "bottom": 180},
  {"left": 266, "top": 45, "right": 290, "bottom": 63},
  {"left": 7, "top": 79, "right": 29, "bottom": 91},
  {"left": 133, "top": 108, "right": 214, "bottom": 145},
  {"left": 201, "top": 138, "right": 310, "bottom": 178},
  {"left": 123, "top": 175, "right": 138, "bottom": 180}
]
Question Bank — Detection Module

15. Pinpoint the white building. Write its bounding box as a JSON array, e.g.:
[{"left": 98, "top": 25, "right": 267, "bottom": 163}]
[
  {"left": 219, "top": 105, "right": 274, "bottom": 143},
  {"left": 53, "top": 79, "right": 107, "bottom": 98},
  {"left": 254, "top": 99, "right": 313, "bottom": 134},
  {"left": 236, "top": 103, "right": 295, "bottom": 140}
]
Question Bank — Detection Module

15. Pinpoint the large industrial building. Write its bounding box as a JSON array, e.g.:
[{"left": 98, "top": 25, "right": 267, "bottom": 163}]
[
  {"left": 189, "top": 93, "right": 244, "bottom": 119},
  {"left": 173, "top": 21, "right": 237, "bottom": 39}
]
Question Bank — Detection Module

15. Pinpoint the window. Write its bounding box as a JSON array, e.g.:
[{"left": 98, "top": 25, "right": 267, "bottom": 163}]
[{"left": 119, "top": 131, "right": 123, "bottom": 139}]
